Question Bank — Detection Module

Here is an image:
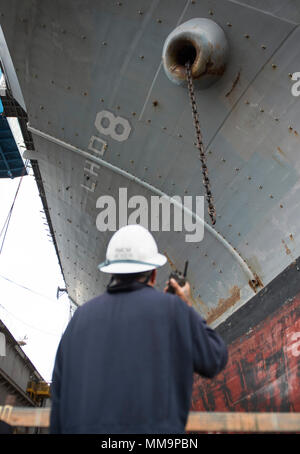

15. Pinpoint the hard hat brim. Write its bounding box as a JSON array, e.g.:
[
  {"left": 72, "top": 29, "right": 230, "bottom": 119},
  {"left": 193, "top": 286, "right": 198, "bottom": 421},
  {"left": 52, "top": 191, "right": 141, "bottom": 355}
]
[{"left": 98, "top": 253, "right": 167, "bottom": 274}]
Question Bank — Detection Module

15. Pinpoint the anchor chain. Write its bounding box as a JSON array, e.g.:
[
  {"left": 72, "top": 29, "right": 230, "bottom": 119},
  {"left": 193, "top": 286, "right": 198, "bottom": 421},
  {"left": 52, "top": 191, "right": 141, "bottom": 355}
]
[{"left": 185, "top": 62, "right": 216, "bottom": 225}]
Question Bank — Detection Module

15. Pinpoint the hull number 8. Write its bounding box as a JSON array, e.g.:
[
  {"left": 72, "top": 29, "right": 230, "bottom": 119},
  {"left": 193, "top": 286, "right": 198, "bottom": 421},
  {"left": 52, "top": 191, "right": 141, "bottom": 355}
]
[{"left": 95, "top": 110, "right": 131, "bottom": 142}]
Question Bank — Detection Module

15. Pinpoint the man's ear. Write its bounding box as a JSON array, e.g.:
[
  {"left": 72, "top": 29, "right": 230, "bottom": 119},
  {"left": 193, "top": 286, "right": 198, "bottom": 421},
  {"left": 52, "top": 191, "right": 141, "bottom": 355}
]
[{"left": 149, "top": 269, "right": 157, "bottom": 286}]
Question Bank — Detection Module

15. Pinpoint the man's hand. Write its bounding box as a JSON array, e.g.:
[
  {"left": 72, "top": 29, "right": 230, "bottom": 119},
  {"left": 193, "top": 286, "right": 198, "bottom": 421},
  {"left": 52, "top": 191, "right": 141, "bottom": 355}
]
[{"left": 164, "top": 279, "right": 193, "bottom": 307}]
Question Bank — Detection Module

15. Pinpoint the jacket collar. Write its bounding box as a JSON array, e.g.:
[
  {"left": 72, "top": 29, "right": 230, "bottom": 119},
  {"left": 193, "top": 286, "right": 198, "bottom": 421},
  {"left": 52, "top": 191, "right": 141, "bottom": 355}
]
[{"left": 106, "top": 279, "right": 154, "bottom": 294}]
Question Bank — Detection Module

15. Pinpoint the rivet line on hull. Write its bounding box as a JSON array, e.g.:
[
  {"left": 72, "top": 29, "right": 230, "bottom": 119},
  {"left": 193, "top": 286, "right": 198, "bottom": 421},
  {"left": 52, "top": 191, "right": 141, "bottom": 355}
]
[{"left": 26, "top": 123, "right": 257, "bottom": 284}]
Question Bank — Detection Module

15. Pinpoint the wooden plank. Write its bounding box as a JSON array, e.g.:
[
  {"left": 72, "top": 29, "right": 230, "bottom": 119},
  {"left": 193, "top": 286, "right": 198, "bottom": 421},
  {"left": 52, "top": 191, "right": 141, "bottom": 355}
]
[
  {"left": 186, "top": 412, "right": 300, "bottom": 433},
  {"left": 0, "top": 406, "right": 50, "bottom": 428},
  {"left": 1, "top": 406, "right": 300, "bottom": 432}
]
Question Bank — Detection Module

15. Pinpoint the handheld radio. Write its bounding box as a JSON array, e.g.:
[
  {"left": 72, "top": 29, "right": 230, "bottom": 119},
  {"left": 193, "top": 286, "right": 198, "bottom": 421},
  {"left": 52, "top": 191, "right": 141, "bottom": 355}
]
[{"left": 166, "top": 260, "right": 189, "bottom": 294}]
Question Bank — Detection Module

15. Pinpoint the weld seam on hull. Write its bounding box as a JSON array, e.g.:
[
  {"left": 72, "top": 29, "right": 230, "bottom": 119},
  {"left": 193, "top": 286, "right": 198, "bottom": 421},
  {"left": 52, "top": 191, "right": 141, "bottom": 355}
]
[
  {"left": 27, "top": 123, "right": 256, "bottom": 283},
  {"left": 138, "top": 0, "right": 190, "bottom": 121},
  {"left": 206, "top": 22, "right": 298, "bottom": 151},
  {"left": 226, "top": 0, "right": 299, "bottom": 25}
]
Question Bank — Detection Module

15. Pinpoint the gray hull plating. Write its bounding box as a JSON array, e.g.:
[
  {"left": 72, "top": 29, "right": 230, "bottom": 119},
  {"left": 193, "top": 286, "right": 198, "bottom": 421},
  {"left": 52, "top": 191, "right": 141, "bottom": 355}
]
[{"left": 1, "top": 0, "right": 300, "bottom": 328}]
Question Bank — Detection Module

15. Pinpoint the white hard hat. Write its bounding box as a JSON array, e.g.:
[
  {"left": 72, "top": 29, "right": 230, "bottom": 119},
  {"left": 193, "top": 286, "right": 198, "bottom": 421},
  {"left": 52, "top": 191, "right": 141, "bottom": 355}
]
[{"left": 98, "top": 225, "right": 167, "bottom": 274}]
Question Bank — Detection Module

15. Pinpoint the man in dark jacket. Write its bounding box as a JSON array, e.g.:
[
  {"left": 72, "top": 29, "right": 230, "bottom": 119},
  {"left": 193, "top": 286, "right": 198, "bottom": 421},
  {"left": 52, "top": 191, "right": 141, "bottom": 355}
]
[{"left": 50, "top": 225, "right": 228, "bottom": 434}]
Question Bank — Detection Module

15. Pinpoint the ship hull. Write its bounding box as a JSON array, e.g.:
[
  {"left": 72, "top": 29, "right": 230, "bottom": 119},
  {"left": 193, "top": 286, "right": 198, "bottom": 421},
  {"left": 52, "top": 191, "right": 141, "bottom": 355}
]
[{"left": 192, "top": 256, "right": 300, "bottom": 412}]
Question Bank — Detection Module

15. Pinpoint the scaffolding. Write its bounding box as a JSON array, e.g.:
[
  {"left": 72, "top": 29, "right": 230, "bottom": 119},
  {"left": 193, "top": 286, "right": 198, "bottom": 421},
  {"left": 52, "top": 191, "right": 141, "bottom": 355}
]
[{"left": 26, "top": 381, "right": 51, "bottom": 404}]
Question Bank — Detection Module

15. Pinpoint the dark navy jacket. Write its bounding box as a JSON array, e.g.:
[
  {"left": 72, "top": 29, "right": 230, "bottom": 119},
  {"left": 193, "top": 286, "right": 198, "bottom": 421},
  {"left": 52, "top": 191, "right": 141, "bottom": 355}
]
[{"left": 50, "top": 282, "right": 228, "bottom": 434}]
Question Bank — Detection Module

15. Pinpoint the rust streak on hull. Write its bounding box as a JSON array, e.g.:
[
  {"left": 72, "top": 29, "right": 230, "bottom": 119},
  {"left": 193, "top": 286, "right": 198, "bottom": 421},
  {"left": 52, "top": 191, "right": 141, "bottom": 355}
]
[
  {"left": 282, "top": 239, "right": 291, "bottom": 255},
  {"left": 225, "top": 69, "right": 241, "bottom": 97},
  {"left": 207, "top": 285, "right": 241, "bottom": 324}
]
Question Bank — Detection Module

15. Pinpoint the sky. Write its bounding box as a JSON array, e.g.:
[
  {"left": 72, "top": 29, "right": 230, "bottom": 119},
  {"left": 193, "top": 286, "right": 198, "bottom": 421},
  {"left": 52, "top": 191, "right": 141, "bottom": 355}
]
[{"left": 0, "top": 117, "right": 71, "bottom": 382}]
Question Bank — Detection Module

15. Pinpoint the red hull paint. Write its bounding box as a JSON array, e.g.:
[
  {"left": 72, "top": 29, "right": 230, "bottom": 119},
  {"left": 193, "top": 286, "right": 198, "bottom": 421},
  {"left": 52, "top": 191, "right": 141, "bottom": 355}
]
[{"left": 191, "top": 295, "right": 300, "bottom": 412}]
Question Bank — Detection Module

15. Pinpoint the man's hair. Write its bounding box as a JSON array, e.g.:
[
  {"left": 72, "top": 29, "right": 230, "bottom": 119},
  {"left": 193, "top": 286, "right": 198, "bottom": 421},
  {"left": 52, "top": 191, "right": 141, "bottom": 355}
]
[{"left": 112, "top": 270, "right": 153, "bottom": 284}]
